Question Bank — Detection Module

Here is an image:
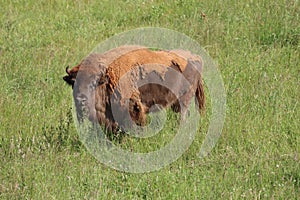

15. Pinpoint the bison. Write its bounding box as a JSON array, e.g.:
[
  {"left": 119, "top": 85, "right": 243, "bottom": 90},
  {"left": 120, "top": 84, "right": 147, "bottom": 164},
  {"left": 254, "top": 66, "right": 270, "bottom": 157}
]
[{"left": 63, "top": 45, "right": 205, "bottom": 133}]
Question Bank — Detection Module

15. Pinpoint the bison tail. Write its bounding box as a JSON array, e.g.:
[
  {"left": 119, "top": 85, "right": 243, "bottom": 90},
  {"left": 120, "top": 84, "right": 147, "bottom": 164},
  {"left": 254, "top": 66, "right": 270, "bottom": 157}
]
[{"left": 195, "top": 78, "right": 205, "bottom": 113}]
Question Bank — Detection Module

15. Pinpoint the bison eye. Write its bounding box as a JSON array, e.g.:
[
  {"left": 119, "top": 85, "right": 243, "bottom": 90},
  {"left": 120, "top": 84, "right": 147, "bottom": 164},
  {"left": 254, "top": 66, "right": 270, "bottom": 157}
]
[
  {"left": 98, "top": 76, "right": 108, "bottom": 85},
  {"left": 133, "top": 104, "right": 140, "bottom": 112}
]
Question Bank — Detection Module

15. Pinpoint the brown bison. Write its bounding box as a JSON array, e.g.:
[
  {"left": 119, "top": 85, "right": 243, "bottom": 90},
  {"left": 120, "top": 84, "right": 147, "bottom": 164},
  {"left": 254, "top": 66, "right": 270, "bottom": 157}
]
[{"left": 63, "top": 46, "right": 205, "bottom": 133}]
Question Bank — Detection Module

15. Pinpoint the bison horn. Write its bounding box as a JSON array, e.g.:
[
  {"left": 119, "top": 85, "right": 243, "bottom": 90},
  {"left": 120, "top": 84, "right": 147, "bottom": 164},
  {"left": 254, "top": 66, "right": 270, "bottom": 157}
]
[{"left": 66, "top": 66, "right": 70, "bottom": 75}]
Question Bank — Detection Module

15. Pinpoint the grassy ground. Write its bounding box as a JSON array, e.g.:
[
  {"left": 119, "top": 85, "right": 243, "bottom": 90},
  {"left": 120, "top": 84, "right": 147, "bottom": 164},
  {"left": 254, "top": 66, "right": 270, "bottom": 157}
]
[{"left": 0, "top": 0, "right": 299, "bottom": 199}]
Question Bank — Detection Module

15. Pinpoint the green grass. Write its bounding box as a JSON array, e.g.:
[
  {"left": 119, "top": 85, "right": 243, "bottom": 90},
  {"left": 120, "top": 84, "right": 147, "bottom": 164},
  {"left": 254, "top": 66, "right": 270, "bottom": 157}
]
[{"left": 0, "top": 0, "right": 299, "bottom": 199}]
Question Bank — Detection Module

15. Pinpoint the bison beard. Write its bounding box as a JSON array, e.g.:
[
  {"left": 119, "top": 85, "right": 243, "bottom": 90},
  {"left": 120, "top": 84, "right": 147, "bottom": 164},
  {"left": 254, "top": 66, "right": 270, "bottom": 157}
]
[{"left": 63, "top": 46, "right": 205, "bottom": 134}]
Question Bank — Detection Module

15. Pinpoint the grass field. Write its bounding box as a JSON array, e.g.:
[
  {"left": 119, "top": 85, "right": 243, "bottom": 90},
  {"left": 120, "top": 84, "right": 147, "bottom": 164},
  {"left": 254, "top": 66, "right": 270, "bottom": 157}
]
[{"left": 0, "top": 0, "right": 299, "bottom": 199}]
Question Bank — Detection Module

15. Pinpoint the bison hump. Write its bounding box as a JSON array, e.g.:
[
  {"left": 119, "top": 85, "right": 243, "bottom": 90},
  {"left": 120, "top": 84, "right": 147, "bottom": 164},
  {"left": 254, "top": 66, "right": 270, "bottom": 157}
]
[{"left": 106, "top": 48, "right": 188, "bottom": 88}]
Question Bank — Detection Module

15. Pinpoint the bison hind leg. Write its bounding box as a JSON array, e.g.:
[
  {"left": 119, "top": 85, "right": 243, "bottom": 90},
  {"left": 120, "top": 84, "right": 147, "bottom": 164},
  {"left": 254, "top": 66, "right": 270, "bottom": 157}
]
[{"left": 195, "top": 79, "right": 205, "bottom": 113}]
